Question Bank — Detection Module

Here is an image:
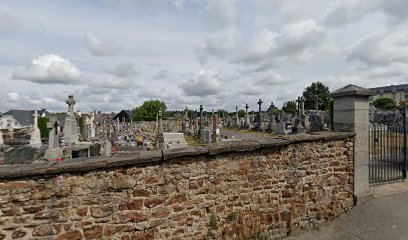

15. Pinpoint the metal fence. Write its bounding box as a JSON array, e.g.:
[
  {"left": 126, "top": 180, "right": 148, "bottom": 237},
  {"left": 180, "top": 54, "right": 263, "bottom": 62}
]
[{"left": 369, "top": 124, "right": 407, "bottom": 184}]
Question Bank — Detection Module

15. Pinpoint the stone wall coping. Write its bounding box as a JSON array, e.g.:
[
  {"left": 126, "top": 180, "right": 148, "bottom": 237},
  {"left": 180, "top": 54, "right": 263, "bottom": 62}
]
[
  {"left": 0, "top": 132, "right": 355, "bottom": 180},
  {"left": 330, "top": 84, "right": 374, "bottom": 98}
]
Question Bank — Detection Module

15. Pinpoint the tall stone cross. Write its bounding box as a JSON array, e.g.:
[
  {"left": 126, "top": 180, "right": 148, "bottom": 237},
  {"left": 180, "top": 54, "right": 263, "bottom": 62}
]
[
  {"left": 257, "top": 99, "right": 263, "bottom": 114},
  {"left": 245, "top": 104, "right": 249, "bottom": 117},
  {"left": 199, "top": 105, "right": 203, "bottom": 133},
  {"left": 296, "top": 97, "right": 302, "bottom": 117},
  {"left": 314, "top": 96, "right": 320, "bottom": 111},
  {"left": 256, "top": 99, "right": 263, "bottom": 127},
  {"left": 53, "top": 121, "right": 59, "bottom": 135},
  {"left": 33, "top": 110, "right": 38, "bottom": 128},
  {"left": 234, "top": 106, "right": 238, "bottom": 127},
  {"left": 300, "top": 96, "right": 305, "bottom": 115},
  {"left": 66, "top": 95, "right": 76, "bottom": 113}
]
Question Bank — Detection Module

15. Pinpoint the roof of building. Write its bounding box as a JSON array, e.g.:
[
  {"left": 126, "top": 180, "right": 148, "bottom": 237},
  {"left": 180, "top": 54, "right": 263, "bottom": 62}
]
[
  {"left": 113, "top": 110, "right": 132, "bottom": 121},
  {"left": 1, "top": 110, "right": 34, "bottom": 126},
  {"left": 369, "top": 83, "right": 408, "bottom": 93}
]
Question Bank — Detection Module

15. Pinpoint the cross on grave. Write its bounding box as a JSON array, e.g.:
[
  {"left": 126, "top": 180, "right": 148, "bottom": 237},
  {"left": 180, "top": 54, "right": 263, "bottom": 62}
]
[
  {"left": 66, "top": 95, "right": 76, "bottom": 113},
  {"left": 296, "top": 96, "right": 304, "bottom": 117},
  {"left": 199, "top": 105, "right": 204, "bottom": 133},
  {"left": 234, "top": 106, "right": 239, "bottom": 127},
  {"left": 54, "top": 121, "right": 59, "bottom": 135},
  {"left": 255, "top": 99, "right": 263, "bottom": 128},
  {"left": 33, "top": 111, "right": 38, "bottom": 127},
  {"left": 314, "top": 96, "right": 320, "bottom": 111}
]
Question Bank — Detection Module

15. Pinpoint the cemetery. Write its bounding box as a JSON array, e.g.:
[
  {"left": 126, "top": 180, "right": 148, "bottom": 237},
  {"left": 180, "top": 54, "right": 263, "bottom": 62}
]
[{"left": 0, "top": 83, "right": 386, "bottom": 239}]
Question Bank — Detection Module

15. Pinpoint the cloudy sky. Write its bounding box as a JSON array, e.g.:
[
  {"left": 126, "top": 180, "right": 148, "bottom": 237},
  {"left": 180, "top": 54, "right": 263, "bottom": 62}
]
[{"left": 1, "top": 0, "right": 407, "bottom": 113}]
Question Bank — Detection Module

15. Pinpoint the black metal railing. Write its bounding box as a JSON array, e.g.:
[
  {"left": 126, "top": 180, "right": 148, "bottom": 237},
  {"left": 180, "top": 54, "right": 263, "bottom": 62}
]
[{"left": 369, "top": 124, "right": 407, "bottom": 184}]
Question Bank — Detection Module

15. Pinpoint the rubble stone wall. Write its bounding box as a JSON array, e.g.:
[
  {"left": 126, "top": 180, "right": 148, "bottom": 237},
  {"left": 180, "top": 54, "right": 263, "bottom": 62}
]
[{"left": 0, "top": 133, "right": 355, "bottom": 240}]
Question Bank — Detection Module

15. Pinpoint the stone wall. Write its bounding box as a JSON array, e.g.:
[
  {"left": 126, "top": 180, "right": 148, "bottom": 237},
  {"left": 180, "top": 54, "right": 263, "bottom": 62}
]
[{"left": 0, "top": 132, "right": 355, "bottom": 240}]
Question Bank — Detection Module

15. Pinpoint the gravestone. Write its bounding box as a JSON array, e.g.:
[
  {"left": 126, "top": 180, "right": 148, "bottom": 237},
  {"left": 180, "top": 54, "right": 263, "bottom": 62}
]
[
  {"left": 292, "top": 118, "right": 305, "bottom": 134},
  {"left": 157, "top": 110, "right": 164, "bottom": 150},
  {"left": 254, "top": 99, "right": 263, "bottom": 130},
  {"left": 29, "top": 111, "right": 42, "bottom": 148},
  {"left": 235, "top": 106, "right": 239, "bottom": 127},
  {"left": 47, "top": 116, "right": 59, "bottom": 150},
  {"left": 276, "top": 120, "right": 287, "bottom": 135},
  {"left": 64, "top": 95, "right": 80, "bottom": 144},
  {"left": 310, "top": 112, "right": 324, "bottom": 132},
  {"left": 244, "top": 104, "right": 250, "bottom": 127},
  {"left": 212, "top": 114, "right": 219, "bottom": 143},
  {"left": 163, "top": 133, "right": 188, "bottom": 148},
  {"left": 276, "top": 114, "right": 290, "bottom": 135},
  {"left": 199, "top": 105, "right": 203, "bottom": 135},
  {"left": 44, "top": 117, "right": 63, "bottom": 161},
  {"left": 200, "top": 129, "right": 211, "bottom": 144},
  {"left": 0, "top": 130, "right": 3, "bottom": 146},
  {"left": 268, "top": 114, "right": 276, "bottom": 133}
]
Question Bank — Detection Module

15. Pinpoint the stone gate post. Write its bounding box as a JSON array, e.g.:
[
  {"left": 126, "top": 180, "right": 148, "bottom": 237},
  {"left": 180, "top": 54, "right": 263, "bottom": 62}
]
[{"left": 330, "top": 85, "right": 374, "bottom": 204}]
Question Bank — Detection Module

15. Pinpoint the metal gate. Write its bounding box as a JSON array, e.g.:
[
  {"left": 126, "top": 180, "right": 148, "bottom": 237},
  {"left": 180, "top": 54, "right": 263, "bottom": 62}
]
[{"left": 369, "top": 123, "right": 407, "bottom": 184}]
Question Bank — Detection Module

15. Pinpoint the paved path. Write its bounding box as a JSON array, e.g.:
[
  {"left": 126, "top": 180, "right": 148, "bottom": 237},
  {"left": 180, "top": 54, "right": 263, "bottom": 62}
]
[{"left": 287, "top": 181, "right": 408, "bottom": 240}]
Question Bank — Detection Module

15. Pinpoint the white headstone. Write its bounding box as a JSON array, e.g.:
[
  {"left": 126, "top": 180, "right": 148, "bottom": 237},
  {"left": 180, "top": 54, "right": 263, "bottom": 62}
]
[
  {"left": 0, "top": 130, "right": 3, "bottom": 145},
  {"left": 30, "top": 111, "right": 42, "bottom": 148},
  {"left": 104, "top": 140, "right": 112, "bottom": 156},
  {"left": 64, "top": 95, "right": 80, "bottom": 144},
  {"left": 47, "top": 117, "right": 59, "bottom": 150}
]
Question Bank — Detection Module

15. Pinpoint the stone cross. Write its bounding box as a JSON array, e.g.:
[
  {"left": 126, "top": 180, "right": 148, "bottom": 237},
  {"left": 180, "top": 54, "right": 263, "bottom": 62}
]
[
  {"left": 245, "top": 104, "right": 249, "bottom": 117},
  {"left": 66, "top": 95, "right": 76, "bottom": 113},
  {"left": 199, "top": 105, "right": 203, "bottom": 134},
  {"left": 47, "top": 116, "right": 59, "bottom": 150},
  {"left": 54, "top": 121, "right": 59, "bottom": 135},
  {"left": 314, "top": 96, "right": 320, "bottom": 111},
  {"left": 30, "top": 110, "right": 42, "bottom": 147},
  {"left": 256, "top": 99, "right": 263, "bottom": 128},
  {"left": 300, "top": 96, "right": 305, "bottom": 115},
  {"left": 212, "top": 114, "right": 219, "bottom": 143},
  {"left": 33, "top": 110, "right": 38, "bottom": 127},
  {"left": 296, "top": 97, "right": 302, "bottom": 117},
  {"left": 235, "top": 106, "right": 239, "bottom": 127}
]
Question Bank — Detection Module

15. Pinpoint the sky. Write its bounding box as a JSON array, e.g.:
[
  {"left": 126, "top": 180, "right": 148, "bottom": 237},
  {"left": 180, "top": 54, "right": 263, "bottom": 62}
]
[{"left": 1, "top": 0, "right": 408, "bottom": 113}]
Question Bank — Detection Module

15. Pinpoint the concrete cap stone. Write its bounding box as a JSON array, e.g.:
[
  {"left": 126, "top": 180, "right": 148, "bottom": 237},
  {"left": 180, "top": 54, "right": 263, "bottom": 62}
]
[{"left": 330, "top": 84, "right": 374, "bottom": 98}]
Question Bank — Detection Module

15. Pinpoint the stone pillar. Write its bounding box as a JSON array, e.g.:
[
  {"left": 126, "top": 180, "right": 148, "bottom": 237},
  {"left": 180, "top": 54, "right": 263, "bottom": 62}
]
[
  {"left": 212, "top": 114, "right": 219, "bottom": 143},
  {"left": 199, "top": 105, "right": 203, "bottom": 135},
  {"left": 157, "top": 111, "right": 164, "bottom": 150},
  {"left": 255, "top": 99, "right": 263, "bottom": 129},
  {"left": 0, "top": 129, "right": 3, "bottom": 146},
  {"left": 330, "top": 85, "right": 374, "bottom": 204},
  {"left": 30, "top": 110, "right": 42, "bottom": 148},
  {"left": 235, "top": 106, "right": 239, "bottom": 127}
]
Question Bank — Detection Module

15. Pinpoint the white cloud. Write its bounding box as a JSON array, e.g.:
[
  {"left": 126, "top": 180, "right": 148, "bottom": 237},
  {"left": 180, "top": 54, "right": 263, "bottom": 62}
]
[
  {"left": 12, "top": 54, "right": 82, "bottom": 84},
  {"left": 0, "top": 10, "right": 19, "bottom": 36},
  {"left": 196, "top": 20, "right": 326, "bottom": 69},
  {"left": 87, "top": 75, "right": 136, "bottom": 89},
  {"left": 179, "top": 70, "right": 222, "bottom": 96},
  {"left": 84, "top": 32, "right": 122, "bottom": 56},
  {"left": 153, "top": 69, "right": 169, "bottom": 79},
  {"left": 346, "top": 29, "right": 408, "bottom": 67},
  {"left": 6, "top": 92, "right": 19, "bottom": 101},
  {"left": 108, "top": 62, "right": 141, "bottom": 78},
  {"left": 324, "top": 0, "right": 408, "bottom": 27},
  {"left": 203, "top": 0, "right": 237, "bottom": 30}
]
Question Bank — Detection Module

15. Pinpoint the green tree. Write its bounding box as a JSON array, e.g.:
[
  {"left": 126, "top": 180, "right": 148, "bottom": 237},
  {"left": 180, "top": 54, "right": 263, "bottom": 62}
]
[
  {"left": 302, "top": 82, "right": 330, "bottom": 111},
  {"left": 281, "top": 101, "right": 297, "bottom": 115},
  {"left": 372, "top": 97, "right": 397, "bottom": 110},
  {"left": 132, "top": 100, "right": 167, "bottom": 121},
  {"left": 217, "top": 109, "right": 228, "bottom": 118},
  {"left": 78, "top": 117, "right": 85, "bottom": 141},
  {"left": 38, "top": 117, "right": 49, "bottom": 139},
  {"left": 238, "top": 109, "right": 246, "bottom": 118},
  {"left": 267, "top": 101, "right": 279, "bottom": 113}
]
